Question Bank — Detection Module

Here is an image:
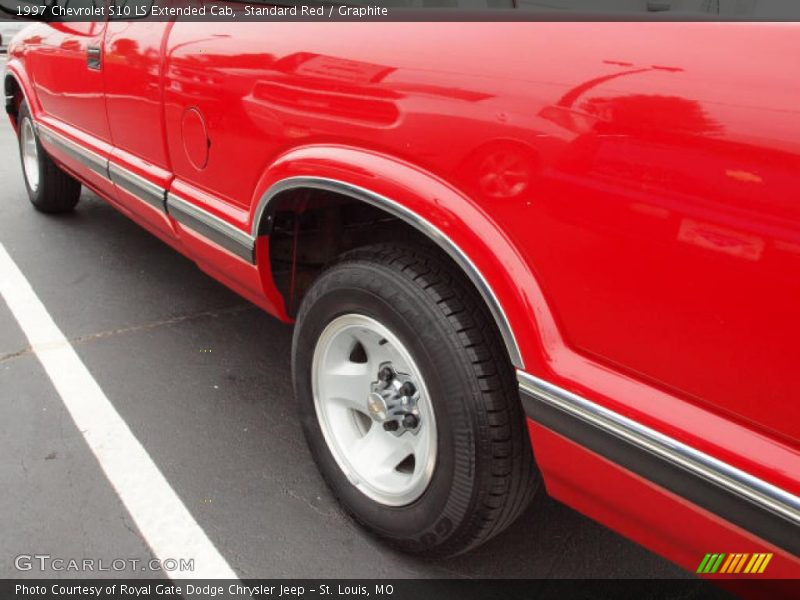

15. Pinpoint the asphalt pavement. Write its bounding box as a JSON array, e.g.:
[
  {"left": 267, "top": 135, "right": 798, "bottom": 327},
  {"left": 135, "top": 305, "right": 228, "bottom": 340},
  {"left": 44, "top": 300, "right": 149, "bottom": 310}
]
[{"left": 0, "top": 58, "right": 689, "bottom": 580}]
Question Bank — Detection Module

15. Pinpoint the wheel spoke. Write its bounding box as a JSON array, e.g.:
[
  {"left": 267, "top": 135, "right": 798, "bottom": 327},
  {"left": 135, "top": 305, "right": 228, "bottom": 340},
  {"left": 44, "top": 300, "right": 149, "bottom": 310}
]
[
  {"left": 361, "top": 333, "right": 412, "bottom": 377},
  {"left": 349, "top": 426, "right": 415, "bottom": 480},
  {"left": 324, "top": 362, "right": 373, "bottom": 413}
]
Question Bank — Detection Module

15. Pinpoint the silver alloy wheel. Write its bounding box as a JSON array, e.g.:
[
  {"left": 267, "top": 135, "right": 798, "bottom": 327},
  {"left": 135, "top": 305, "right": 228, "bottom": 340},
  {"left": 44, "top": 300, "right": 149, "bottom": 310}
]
[
  {"left": 21, "top": 118, "right": 40, "bottom": 193},
  {"left": 312, "top": 314, "right": 437, "bottom": 506}
]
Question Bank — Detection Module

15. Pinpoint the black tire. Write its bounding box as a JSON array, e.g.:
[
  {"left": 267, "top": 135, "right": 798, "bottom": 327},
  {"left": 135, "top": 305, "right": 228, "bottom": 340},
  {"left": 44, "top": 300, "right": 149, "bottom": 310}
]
[
  {"left": 292, "top": 243, "right": 539, "bottom": 556},
  {"left": 17, "top": 101, "right": 81, "bottom": 214}
]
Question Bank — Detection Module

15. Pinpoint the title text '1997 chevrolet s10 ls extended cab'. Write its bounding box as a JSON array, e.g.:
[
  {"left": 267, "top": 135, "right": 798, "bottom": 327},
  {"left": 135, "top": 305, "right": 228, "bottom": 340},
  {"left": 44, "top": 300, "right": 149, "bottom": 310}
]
[{"left": 4, "top": 5, "right": 800, "bottom": 578}]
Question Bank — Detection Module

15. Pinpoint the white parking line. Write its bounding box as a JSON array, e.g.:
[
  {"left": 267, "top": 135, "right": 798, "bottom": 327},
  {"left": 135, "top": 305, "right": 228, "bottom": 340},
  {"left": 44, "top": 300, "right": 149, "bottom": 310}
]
[{"left": 0, "top": 243, "right": 238, "bottom": 580}]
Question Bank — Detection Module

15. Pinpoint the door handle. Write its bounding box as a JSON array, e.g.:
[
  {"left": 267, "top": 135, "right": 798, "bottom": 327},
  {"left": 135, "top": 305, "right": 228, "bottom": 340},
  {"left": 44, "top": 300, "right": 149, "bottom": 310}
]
[{"left": 87, "top": 46, "right": 102, "bottom": 71}]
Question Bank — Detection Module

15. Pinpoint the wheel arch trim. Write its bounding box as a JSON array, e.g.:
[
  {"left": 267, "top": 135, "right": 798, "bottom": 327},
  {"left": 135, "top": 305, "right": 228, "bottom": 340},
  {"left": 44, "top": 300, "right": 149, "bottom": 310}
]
[{"left": 254, "top": 175, "right": 525, "bottom": 370}]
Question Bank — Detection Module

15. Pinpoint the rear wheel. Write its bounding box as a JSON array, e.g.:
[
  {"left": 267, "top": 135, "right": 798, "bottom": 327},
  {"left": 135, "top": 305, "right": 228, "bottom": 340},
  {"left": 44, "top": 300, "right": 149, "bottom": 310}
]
[
  {"left": 292, "top": 243, "right": 538, "bottom": 556},
  {"left": 17, "top": 101, "right": 81, "bottom": 214}
]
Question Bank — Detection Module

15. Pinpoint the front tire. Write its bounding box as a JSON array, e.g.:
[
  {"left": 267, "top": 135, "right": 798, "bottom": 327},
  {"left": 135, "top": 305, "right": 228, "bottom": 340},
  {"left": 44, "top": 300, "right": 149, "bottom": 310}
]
[
  {"left": 17, "top": 101, "right": 81, "bottom": 214},
  {"left": 292, "top": 244, "right": 538, "bottom": 556}
]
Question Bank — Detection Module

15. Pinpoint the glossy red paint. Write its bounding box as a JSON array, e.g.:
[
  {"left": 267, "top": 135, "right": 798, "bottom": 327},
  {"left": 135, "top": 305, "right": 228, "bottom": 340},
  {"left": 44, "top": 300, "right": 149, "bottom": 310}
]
[
  {"left": 528, "top": 421, "right": 800, "bottom": 580},
  {"left": 30, "top": 22, "right": 110, "bottom": 142},
  {"left": 5, "top": 17, "right": 799, "bottom": 575}
]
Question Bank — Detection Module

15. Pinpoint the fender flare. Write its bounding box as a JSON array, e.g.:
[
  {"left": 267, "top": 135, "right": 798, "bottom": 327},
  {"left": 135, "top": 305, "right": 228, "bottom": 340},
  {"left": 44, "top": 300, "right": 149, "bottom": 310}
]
[{"left": 247, "top": 145, "right": 565, "bottom": 373}]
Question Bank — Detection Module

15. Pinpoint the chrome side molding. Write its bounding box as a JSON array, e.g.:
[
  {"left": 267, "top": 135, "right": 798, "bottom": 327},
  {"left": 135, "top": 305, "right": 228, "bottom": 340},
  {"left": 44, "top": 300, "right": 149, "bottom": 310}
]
[
  {"left": 34, "top": 121, "right": 257, "bottom": 264},
  {"left": 166, "top": 193, "right": 256, "bottom": 264},
  {"left": 518, "top": 370, "right": 800, "bottom": 556},
  {"left": 37, "top": 123, "right": 109, "bottom": 180},
  {"left": 108, "top": 162, "right": 166, "bottom": 211}
]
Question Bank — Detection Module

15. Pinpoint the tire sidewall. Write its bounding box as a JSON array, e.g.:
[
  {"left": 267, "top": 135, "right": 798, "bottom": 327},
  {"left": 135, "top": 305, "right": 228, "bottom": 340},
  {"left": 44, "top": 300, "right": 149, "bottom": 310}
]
[{"left": 293, "top": 263, "right": 482, "bottom": 552}]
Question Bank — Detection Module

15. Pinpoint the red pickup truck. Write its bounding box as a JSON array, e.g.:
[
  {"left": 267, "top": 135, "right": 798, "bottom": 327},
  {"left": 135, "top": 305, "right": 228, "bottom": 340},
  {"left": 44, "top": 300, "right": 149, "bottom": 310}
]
[{"left": 5, "top": 14, "right": 800, "bottom": 576}]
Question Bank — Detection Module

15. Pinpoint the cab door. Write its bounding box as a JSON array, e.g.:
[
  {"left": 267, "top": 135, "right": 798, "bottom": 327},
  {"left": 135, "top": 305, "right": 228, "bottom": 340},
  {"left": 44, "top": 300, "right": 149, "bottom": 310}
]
[
  {"left": 103, "top": 18, "right": 178, "bottom": 243},
  {"left": 30, "top": 17, "right": 109, "bottom": 140},
  {"left": 28, "top": 2, "right": 115, "bottom": 199}
]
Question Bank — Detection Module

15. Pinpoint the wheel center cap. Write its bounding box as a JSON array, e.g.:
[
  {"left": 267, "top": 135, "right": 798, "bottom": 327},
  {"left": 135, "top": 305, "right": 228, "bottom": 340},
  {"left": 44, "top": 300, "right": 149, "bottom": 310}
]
[{"left": 367, "top": 392, "right": 388, "bottom": 422}]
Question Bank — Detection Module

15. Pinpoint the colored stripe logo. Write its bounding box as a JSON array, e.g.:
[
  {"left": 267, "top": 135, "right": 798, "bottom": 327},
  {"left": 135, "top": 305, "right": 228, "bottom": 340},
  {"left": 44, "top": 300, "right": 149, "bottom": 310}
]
[{"left": 696, "top": 552, "right": 773, "bottom": 574}]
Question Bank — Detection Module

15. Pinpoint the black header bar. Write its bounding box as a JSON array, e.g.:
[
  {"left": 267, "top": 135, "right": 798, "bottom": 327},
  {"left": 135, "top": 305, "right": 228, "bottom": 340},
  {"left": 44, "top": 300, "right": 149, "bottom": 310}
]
[{"left": 3, "top": 0, "right": 800, "bottom": 23}]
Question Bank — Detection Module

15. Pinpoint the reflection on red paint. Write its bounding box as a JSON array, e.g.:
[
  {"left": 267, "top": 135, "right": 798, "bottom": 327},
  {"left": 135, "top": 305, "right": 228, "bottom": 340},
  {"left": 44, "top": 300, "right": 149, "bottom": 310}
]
[{"left": 678, "top": 219, "right": 765, "bottom": 262}]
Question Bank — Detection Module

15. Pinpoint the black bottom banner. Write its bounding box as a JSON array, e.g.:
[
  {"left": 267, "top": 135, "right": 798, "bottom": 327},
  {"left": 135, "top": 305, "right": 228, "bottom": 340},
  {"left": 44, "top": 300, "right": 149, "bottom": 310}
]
[{"left": 4, "top": 579, "right": 798, "bottom": 600}]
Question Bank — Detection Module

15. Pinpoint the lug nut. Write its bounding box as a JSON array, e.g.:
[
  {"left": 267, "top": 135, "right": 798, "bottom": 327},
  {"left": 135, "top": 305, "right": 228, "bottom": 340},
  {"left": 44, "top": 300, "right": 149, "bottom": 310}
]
[
  {"left": 378, "top": 366, "right": 394, "bottom": 382},
  {"left": 383, "top": 420, "right": 399, "bottom": 432},
  {"left": 402, "top": 414, "right": 419, "bottom": 429},
  {"left": 400, "top": 382, "right": 416, "bottom": 397}
]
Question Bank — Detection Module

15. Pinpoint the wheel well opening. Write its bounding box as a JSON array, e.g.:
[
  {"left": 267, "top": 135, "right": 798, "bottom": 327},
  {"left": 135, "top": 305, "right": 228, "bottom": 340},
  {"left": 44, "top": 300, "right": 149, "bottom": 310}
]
[
  {"left": 265, "top": 185, "right": 522, "bottom": 370},
  {"left": 4, "top": 74, "right": 22, "bottom": 130},
  {"left": 267, "top": 188, "right": 430, "bottom": 316}
]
